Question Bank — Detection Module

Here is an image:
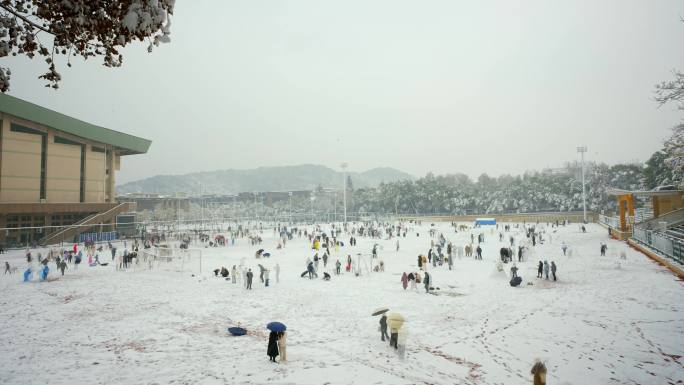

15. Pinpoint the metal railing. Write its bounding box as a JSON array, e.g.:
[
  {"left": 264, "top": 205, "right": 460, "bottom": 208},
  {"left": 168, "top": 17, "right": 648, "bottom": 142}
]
[
  {"left": 598, "top": 214, "right": 619, "bottom": 229},
  {"left": 632, "top": 227, "right": 684, "bottom": 265}
]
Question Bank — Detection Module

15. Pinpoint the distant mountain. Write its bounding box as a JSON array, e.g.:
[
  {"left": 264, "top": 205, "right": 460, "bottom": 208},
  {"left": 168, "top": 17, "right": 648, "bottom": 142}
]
[{"left": 117, "top": 164, "right": 415, "bottom": 196}]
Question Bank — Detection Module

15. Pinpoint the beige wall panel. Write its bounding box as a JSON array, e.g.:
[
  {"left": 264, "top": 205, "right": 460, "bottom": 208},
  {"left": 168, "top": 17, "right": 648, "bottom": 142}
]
[
  {"left": 1, "top": 125, "right": 41, "bottom": 202},
  {"left": 85, "top": 149, "right": 106, "bottom": 202},
  {"left": 2, "top": 189, "right": 39, "bottom": 202},
  {"left": 46, "top": 142, "right": 80, "bottom": 203}
]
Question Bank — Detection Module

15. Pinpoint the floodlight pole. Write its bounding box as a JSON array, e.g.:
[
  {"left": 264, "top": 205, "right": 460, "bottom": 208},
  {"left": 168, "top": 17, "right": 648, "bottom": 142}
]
[
  {"left": 253, "top": 192, "right": 258, "bottom": 225},
  {"left": 341, "top": 162, "right": 348, "bottom": 225},
  {"left": 577, "top": 146, "right": 587, "bottom": 223},
  {"left": 289, "top": 192, "right": 293, "bottom": 225}
]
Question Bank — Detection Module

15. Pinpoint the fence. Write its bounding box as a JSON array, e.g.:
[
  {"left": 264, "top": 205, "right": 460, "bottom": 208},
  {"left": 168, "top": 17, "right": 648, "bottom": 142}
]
[
  {"left": 632, "top": 227, "right": 684, "bottom": 265},
  {"left": 598, "top": 214, "right": 619, "bottom": 229}
]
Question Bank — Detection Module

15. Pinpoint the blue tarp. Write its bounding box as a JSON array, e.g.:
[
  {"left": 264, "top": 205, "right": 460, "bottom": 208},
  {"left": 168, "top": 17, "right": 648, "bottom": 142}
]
[
  {"left": 475, "top": 218, "right": 497, "bottom": 226},
  {"left": 79, "top": 231, "right": 117, "bottom": 243}
]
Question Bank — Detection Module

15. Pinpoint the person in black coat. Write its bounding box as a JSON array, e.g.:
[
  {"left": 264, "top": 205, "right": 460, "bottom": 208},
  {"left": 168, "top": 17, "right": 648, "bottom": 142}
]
[
  {"left": 267, "top": 331, "right": 279, "bottom": 362},
  {"left": 379, "top": 314, "right": 389, "bottom": 341},
  {"left": 417, "top": 255, "right": 422, "bottom": 269},
  {"left": 424, "top": 272, "right": 430, "bottom": 293},
  {"left": 537, "top": 261, "right": 543, "bottom": 278}
]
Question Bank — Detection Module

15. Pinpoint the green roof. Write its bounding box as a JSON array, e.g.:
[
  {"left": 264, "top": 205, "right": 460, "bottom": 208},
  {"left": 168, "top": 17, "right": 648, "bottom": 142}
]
[{"left": 0, "top": 93, "right": 151, "bottom": 155}]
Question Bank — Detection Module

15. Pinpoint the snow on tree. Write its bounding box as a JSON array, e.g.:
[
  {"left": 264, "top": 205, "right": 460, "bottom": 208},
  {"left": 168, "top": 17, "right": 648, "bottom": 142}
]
[
  {"left": 655, "top": 68, "right": 684, "bottom": 178},
  {"left": 0, "top": 0, "right": 174, "bottom": 91}
]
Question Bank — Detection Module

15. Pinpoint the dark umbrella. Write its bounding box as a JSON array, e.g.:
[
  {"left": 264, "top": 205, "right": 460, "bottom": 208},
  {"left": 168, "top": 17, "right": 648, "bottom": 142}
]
[
  {"left": 266, "top": 322, "right": 287, "bottom": 332},
  {"left": 228, "top": 327, "right": 247, "bottom": 336},
  {"left": 372, "top": 307, "right": 389, "bottom": 316}
]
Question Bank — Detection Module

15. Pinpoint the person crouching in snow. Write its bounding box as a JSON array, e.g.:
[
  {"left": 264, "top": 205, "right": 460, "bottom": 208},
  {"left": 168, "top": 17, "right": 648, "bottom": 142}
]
[
  {"left": 379, "top": 314, "right": 390, "bottom": 341},
  {"left": 401, "top": 272, "right": 408, "bottom": 290},
  {"left": 267, "top": 331, "right": 279, "bottom": 362}
]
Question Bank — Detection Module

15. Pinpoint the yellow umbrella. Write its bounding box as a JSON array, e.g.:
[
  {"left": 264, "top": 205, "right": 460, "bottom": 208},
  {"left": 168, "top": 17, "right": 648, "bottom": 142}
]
[{"left": 387, "top": 312, "right": 405, "bottom": 331}]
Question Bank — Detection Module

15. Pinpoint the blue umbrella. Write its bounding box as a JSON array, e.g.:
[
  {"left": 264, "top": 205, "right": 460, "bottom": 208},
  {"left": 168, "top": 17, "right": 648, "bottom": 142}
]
[
  {"left": 266, "top": 322, "right": 287, "bottom": 332},
  {"left": 227, "top": 327, "right": 247, "bottom": 336}
]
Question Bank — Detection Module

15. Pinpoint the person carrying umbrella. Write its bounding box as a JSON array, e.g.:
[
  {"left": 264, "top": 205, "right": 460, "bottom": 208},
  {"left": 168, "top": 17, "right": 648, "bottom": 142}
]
[
  {"left": 379, "top": 314, "right": 390, "bottom": 341},
  {"left": 267, "top": 331, "right": 279, "bottom": 362},
  {"left": 387, "top": 313, "right": 404, "bottom": 350}
]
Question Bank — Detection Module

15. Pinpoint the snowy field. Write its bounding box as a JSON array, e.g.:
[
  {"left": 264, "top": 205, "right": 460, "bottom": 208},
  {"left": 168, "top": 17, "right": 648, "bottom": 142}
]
[{"left": 0, "top": 222, "right": 683, "bottom": 385}]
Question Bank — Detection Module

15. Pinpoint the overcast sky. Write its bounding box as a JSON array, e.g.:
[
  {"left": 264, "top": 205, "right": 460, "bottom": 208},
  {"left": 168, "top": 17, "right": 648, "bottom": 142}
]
[{"left": 3, "top": 0, "right": 684, "bottom": 183}]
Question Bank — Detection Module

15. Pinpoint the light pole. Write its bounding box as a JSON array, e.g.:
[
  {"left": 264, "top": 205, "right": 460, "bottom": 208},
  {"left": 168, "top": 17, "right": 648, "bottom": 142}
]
[
  {"left": 288, "top": 191, "right": 293, "bottom": 224},
  {"left": 253, "top": 191, "right": 258, "bottom": 225},
  {"left": 310, "top": 192, "right": 315, "bottom": 224},
  {"left": 577, "top": 146, "right": 587, "bottom": 223},
  {"left": 341, "top": 162, "right": 348, "bottom": 224}
]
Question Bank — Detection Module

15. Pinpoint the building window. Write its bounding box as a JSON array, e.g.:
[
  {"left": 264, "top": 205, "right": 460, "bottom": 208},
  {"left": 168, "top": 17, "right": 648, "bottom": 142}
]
[
  {"left": 10, "top": 123, "right": 44, "bottom": 136},
  {"left": 54, "top": 136, "right": 81, "bottom": 146}
]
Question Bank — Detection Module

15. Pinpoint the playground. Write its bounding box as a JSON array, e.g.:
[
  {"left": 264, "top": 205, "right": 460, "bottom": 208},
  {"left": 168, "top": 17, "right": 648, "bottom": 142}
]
[{"left": 0, "top": 221, "right": 682, "bottom": 385}]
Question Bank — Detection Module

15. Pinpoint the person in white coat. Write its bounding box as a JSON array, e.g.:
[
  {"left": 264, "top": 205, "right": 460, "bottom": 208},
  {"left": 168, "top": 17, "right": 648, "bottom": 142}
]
[{"left": 275, "top": 263, "right": 280, "bottom": 283}]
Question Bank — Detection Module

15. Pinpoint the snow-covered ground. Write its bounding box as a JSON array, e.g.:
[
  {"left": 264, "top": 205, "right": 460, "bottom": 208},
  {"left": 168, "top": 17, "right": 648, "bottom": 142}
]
[{"left": 1, "top": 222, "right": 682, "bottom": 385}]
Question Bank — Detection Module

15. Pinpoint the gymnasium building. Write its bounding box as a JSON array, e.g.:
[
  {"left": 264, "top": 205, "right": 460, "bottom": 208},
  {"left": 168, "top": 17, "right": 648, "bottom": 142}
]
[{"left": 0, "top": 93, "right": 151, "bottom": 247}]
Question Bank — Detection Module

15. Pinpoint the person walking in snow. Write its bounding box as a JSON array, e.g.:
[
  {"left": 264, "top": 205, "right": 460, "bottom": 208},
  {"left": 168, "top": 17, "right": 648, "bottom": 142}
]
[
  {"left": 401, "top": 272, "right": 408, "bottom": 290},
  {"left": 258, "top": 264, "right": 266, "bottom": 283},
  {"left": 408, "top": 272, "right": 416, "bottom": 290},
  {"left": 423, "top": 271, "right": 431, "bottom": 293},
  {"left": 537, "top": 261, "right": 543, "bottom": 278},
  {"left": 4, "top": 261, "right": 9, "bottom": 274},
  {"left": 275, "top": 263, "right": 280, "bottom": 283},
  {"left": 543, "top": 260, "right": 550, "bottom": 280},
  {"left": 322, "top": 252, "right": 329, "bottom": 268},
  {"left": 417, "top": 255, "right": 423, "bottom": 270},
  {"left": 600, "top": 243, "right": 607, "bottom": 256},
  {"left": 561, "top": 242, "right": 567, "bottom": 256},
  {"left": 231, "top": 265, "right": 237, "bottom": 284},
  {"left": 448, "top": 252, "right": 454, "bottom": 270},
  {"left": 246, "top": 269, "right": 253, "bottom": 290},
  {"left": 476, "top": 245, "right": 482, "bottom": 260},
  {"left": 313, "top": 253, "right": 320, "bottom": 272},
  {"left": 510, "top": 264, "right": 518, "bottom": 278},
  {"left": 307, "top": 261, "right": 316, "bottom": 279},
  {"left": 267, "top": 331, "right": 280, "bottom": 362},
  {"left": 335, "top": 259, "right": 341, "bottom": 275},
  {"left": 379, "top": 314, "right": 390, "bottom": 341},
  {"left": 551, "top": 261, "right": 557, "bottom": 281}
]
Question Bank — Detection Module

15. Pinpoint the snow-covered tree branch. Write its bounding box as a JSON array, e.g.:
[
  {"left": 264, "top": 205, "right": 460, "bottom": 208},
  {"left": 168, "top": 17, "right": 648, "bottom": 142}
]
[{"left": 0, "top": 0, "right": 174, "bottom": 92}]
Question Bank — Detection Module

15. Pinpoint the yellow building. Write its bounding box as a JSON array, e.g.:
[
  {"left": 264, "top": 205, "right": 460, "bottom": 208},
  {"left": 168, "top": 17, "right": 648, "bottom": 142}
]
[{"left": 0, "top": 94, "right": 151, "bottom": 246}]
